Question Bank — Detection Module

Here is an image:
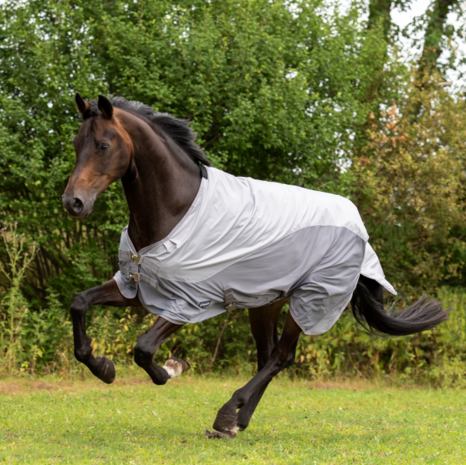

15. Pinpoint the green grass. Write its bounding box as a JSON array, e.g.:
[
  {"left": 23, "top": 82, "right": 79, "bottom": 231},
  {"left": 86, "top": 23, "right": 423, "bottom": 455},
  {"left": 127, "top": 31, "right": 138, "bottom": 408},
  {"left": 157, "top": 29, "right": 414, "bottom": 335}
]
[{"left": 1, "top": 375, "right": 466, "bottom": 464}]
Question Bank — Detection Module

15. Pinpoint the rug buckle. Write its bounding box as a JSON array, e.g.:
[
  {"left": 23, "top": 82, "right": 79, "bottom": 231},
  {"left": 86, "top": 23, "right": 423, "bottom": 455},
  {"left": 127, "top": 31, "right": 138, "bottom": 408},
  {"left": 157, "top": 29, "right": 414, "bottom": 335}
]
[
  {"left": 131, "top": 253, "right": 141, "bottom": 265},
  {"left": 129, "top": 272, "right": 139, "bottom": 283}
]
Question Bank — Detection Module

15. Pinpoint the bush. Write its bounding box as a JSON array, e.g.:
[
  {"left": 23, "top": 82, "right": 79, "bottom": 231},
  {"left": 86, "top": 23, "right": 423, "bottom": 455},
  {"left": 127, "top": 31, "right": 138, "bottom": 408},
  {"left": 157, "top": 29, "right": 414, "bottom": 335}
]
[
  {"left": 351, "top": 76, "right": 466, "bottom": 291},
  {"left": 0, "top": 223, "right": 37, "bottom": 376}
]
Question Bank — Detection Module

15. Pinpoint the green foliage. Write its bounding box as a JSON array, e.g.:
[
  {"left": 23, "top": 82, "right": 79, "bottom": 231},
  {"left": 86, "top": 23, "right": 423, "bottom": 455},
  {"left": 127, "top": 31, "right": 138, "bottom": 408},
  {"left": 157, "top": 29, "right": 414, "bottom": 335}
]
[
  {"left": 4, "top": 275, "right": 466, "bottom": 387},
  {"left": 0, "top": 223, "right": 37, "bottom": 376},
  {"left": 351, "top": 78, "right": 466, "bottom": 290}
]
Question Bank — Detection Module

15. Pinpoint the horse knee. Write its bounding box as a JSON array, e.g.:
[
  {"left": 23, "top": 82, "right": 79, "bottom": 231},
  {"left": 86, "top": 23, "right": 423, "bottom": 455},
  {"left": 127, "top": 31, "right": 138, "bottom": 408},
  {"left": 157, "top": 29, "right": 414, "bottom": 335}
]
[{"left": 70, "top": 292, "right": 89, "bottom": 315}]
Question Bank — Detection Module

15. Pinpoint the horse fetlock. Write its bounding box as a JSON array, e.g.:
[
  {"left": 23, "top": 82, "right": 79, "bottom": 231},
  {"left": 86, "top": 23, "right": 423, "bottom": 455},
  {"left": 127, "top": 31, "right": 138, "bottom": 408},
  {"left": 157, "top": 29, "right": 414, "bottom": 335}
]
[
  {"left": 74, "top": 345, "right": 92, "bottom": 363},
  {"left": 229, "top": 389, "right": 249, "bottom": 409}
]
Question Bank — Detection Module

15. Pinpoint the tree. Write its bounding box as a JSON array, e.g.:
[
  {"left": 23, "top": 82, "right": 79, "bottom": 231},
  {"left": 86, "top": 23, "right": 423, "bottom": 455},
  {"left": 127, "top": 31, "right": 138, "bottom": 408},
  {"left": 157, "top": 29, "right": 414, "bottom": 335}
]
[{"left": 418, "top": 0, "right": 461, "bottom": 77}]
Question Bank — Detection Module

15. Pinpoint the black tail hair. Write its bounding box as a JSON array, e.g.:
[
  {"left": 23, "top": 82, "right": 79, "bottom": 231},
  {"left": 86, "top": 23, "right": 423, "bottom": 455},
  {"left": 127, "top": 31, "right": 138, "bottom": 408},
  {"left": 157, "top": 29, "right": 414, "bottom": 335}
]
[{"left": 351, "top": 276, "right": 448, "bottom": 337}]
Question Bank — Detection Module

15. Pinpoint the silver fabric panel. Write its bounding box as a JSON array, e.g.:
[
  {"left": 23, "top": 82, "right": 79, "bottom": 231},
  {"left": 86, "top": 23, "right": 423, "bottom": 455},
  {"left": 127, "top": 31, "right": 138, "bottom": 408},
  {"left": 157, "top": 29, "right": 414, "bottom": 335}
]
[
  {"left": 114, "top": 268, "right": 137, "bottom": 299},
  {"left": 114, "top": 226, "right": 366, "bottom": 334},
  {"left": 288, "top": 229, "right": 364, "bottom": 335},
  {"left": 118, "top": 250, "right": 132, "bottom": 261}
]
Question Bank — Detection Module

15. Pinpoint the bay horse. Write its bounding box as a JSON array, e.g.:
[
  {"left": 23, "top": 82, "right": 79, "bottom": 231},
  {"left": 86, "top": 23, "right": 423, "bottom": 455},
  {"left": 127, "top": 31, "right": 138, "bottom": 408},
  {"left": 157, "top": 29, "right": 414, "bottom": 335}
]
[{"left": 62, "top": 95, "right": 447, "bottom": 439}]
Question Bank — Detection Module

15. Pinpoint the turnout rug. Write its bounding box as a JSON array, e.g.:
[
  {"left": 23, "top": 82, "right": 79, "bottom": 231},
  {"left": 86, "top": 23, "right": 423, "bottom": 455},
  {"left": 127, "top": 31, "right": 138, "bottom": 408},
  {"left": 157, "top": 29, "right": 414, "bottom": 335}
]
[{"left": 115, "top": 167, "right": 396, "bottom": 335}]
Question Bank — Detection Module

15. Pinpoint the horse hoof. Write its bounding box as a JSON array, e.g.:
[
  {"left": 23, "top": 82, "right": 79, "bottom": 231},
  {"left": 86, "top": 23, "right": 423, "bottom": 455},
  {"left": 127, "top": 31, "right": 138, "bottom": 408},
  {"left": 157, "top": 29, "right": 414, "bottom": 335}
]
[
  {"left": 163, "top": 355, "right": 190, "bottom": 379},
  {"left": 168, "top": 355, "right": 190, "bottom": 373},
  {"left": 213, "top": 411, "right": 237, "bottom": 433},
  {"left": 205, "top": 428, "right": 237, "bottom": 439},
  {"left": 179, "top": 357, "right": 190, "bottom": 372},
  {"left": 95, "top": 356, "right": 116, "bottom": 384}
]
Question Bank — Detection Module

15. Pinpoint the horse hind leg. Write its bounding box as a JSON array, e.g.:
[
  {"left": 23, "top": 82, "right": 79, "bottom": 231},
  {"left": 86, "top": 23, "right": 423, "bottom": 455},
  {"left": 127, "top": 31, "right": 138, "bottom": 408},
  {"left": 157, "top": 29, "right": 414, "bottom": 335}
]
[
  {"left": 236, "top": 298, "right": 287, "bottom": 431},
  {"left": 207, "top": 309, "right": 301, "bottom": 439}
]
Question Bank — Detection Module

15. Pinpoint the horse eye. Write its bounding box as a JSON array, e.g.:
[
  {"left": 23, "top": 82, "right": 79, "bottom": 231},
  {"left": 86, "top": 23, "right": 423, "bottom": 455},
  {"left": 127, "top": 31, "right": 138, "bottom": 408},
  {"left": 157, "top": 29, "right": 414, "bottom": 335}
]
[{"left": 100, "top": 143, "right": 110, "bottom": 152}]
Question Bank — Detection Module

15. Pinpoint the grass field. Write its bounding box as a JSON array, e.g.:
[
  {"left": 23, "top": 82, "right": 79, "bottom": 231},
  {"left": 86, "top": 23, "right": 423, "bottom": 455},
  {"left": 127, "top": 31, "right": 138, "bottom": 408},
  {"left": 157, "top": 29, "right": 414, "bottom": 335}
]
[{"left": 1, "top": 375, "right": 465, "bottom": 464}]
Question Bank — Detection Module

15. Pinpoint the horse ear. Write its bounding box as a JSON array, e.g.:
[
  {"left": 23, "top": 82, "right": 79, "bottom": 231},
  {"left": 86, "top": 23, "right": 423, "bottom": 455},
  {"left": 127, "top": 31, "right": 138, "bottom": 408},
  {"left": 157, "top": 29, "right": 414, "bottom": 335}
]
[
  {"left": 75, "top": 93, "right": 90, "bottom": 115},
  {"left": 98, "top": 95, "right": 113, "bottom": 119}
]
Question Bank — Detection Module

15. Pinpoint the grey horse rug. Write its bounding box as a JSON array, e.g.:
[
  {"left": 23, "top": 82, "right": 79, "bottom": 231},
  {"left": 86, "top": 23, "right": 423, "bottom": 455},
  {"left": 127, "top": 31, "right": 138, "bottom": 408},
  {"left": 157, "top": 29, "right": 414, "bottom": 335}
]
[{"left": 114, "top": 167, "right": 396, "bottom": 335}]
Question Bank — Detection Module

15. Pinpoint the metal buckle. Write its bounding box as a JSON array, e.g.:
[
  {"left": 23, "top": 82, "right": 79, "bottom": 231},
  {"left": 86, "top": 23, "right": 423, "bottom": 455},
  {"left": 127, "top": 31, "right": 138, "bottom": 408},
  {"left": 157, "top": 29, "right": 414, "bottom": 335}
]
[
  {"left": 131, "top": 253, "right": 141, "bottom": 265},
  {"left": 129, "top": 272, "right": 139, "bottom": 283},
  {"left": 225, "top": 303, "right": 236, "bottom": 312}
]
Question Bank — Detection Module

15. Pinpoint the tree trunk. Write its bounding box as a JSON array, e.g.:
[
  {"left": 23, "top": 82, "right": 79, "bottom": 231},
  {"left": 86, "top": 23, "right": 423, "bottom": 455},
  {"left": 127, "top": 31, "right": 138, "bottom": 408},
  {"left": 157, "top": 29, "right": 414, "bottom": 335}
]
[
  {"left": 418, "top": 0, "right": 459, "bottom": 77},
  {"left": 367, "top": 0, "right": 393, "bottom": 41}
]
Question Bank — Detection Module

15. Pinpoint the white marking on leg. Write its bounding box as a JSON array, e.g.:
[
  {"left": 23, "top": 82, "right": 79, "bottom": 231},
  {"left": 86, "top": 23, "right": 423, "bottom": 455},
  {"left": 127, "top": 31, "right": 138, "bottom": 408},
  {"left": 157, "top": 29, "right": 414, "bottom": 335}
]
[{"left": 162, "top": 360, "right": 183, "bottom": 379}]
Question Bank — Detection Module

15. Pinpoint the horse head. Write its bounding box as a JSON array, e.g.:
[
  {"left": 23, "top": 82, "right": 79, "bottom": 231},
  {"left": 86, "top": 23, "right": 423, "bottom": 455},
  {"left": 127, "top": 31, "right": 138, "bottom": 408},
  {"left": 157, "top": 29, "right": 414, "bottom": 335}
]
[{"left": 62, "top": 94, "right": 134, "bottom": 218}]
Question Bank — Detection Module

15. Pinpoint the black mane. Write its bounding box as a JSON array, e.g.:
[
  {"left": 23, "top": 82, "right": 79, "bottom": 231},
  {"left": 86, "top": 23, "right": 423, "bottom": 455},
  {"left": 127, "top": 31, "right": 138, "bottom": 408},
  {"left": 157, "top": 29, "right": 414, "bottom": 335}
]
[{"left": 86, "top": 97, "right": 211, "bottom": 167}]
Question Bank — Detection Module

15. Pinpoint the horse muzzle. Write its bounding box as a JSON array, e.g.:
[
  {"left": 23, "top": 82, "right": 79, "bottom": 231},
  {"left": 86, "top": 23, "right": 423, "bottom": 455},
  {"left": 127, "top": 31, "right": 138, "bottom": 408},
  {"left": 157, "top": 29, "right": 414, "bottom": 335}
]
[{"left": 62, "top": 192, "right": 95, "bottom": 218}]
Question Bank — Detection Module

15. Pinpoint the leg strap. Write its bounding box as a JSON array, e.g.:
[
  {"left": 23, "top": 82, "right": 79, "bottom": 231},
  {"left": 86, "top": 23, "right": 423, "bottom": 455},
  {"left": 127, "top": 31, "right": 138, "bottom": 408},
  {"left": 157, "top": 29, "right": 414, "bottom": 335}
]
[{"left": 224, "top": 288, "right": 236, "bottom": 312}]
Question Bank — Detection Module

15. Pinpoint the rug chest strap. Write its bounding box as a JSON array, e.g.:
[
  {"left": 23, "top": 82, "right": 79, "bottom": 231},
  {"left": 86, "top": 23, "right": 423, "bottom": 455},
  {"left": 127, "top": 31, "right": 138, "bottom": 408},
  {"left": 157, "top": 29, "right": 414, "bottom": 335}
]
[
  {"left": 119, "top": 264, "right": 158, "bottom": 289},
  {"left": 119, "top": 249, "right": 141, "bottom": 264},
  {"left": 118, "top": 249, "right": 159, "bottom": 275}
]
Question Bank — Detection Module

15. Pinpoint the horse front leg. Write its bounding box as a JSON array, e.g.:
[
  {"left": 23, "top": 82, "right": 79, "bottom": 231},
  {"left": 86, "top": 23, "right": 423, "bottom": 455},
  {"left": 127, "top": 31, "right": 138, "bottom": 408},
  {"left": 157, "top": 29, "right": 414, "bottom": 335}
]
[
  {"left": 208, "top": 310, "right": 301, "bottom": 439},
  {"left": 71, "top": 279, "right": 141, "bottom": 384},
  {"left": 134, "top": 316, "right": 189, "bottom": 385}
]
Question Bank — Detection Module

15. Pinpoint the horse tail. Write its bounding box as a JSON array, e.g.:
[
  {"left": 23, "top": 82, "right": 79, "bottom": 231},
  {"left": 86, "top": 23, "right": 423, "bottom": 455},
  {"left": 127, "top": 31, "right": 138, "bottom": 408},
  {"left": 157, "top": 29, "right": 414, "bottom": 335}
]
[{"left": 351, "top": 275, "right": 448, "bottom": 337}]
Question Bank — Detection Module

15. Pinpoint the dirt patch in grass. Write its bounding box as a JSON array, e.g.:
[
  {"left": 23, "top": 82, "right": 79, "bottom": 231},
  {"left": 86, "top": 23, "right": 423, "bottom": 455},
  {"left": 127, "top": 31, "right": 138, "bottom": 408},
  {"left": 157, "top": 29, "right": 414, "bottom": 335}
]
[
  {"left": 306, "top": 377, "right": 422, "bottom": 391},
  {"left": 308, "top": 379, "right": 374, "bottom": 391},
  {"left": 0, "top": 374, "right": 185, "bottom": 396},
  {"left": 113, "top": 377, "right": 155, "bottom": 387},
  {"left": 0, "top": 373, "right": 418, "bottom": 397},
  {"left": 0, "top": 380, "right": 77, "bottom": 395}
]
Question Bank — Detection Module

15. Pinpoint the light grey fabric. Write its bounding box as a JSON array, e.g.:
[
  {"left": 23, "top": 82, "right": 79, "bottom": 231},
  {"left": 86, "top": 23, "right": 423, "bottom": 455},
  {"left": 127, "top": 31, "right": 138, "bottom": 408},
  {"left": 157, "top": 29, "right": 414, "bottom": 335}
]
[
  {"left": 115, "top": 226, "right": 365, "bottom": 335},
  {"left": 113, "top": 166, "right": 396, "bottom": 335}
]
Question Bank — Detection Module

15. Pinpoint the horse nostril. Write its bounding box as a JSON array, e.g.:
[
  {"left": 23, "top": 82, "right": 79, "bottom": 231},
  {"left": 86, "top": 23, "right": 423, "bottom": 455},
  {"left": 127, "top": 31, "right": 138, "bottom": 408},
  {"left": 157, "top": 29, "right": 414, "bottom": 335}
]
[{"left": 73, "top": 198, "right": 84, "bottom": 212}]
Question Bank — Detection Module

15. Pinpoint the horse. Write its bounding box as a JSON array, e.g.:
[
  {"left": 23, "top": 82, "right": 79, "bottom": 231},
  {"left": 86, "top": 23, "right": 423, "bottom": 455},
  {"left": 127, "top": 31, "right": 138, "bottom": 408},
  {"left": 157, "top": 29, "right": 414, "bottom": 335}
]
[{"left": 62, "top": 94, "right": 448, "bottom": 439}]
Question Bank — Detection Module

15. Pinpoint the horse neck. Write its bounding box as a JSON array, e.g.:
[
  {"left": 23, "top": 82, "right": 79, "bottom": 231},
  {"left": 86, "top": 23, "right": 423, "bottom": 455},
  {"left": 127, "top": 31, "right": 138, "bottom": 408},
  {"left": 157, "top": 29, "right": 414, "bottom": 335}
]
[{"left": 120, "top": 118, "right": 201, "bottom": 251}]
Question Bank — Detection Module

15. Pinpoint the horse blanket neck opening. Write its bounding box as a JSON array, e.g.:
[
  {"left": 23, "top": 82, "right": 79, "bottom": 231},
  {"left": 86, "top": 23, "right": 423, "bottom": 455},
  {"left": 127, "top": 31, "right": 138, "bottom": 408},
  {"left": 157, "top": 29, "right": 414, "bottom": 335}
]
[{"left": 114, "top": 167, "right": 396, "bottom": 336}]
